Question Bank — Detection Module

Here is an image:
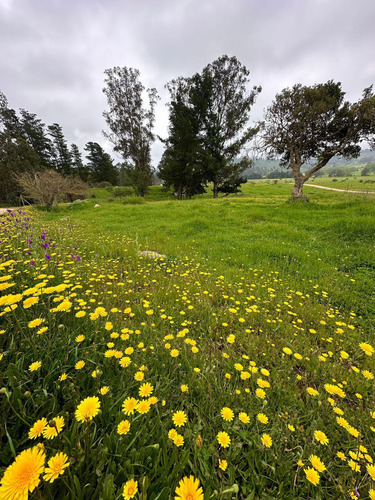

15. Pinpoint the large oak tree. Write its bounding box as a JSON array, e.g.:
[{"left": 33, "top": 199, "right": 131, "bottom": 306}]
[{"left": 260, "top": 81, "right": 375, "bottom": 200}]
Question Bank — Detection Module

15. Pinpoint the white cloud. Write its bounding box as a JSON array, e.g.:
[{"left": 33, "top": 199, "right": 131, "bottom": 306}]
[{"left": 1, "top": 0, "right": 374, "bottom": 164}]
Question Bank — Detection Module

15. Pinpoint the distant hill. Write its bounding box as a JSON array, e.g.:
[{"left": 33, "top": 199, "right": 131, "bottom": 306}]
[{"left": 243, "top": 149, "right": 375, "bottom": 178}]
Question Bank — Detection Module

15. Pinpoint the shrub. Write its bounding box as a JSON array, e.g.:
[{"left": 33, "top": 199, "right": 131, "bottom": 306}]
[
  {"left": 113, "top": 187, "right": 134, "bottom": 197},
  {"left": 15, "top": 170, "right": 88, "bottom": 208}
]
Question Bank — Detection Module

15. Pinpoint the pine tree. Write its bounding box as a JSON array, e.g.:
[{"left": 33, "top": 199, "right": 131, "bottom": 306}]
[{"left": 84, "top": 142, "right": 118, "bottom": 185}]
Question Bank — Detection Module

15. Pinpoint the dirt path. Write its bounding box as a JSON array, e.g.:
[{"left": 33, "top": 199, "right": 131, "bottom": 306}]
[{"left": 305, "top": 183, "right": 374, "bottom": 194}]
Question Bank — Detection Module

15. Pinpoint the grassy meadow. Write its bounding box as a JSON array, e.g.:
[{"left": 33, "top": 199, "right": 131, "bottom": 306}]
[{"left": 1, "top": 181, "right": 375, "bottom": 499}]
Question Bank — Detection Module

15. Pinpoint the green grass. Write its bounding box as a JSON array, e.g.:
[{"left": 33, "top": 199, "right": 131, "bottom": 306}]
[
  {"left": 1, "top": 184, "right": 375, "bottom": 499},
  {"left": 307, "top": 174, "right": 375, "bottom": 191},
  {"left": 42, "top": 183, "right": 375, "bottom": 331}
]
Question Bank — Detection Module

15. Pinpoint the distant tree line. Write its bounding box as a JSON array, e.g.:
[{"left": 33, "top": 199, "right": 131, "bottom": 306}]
[
  {"left": 2, "top": 56, "right": 375, "bottom": 203},
  {"left": 0, "top": 92, "right": 119, "bottom": 203},
  {"left": 102, "top": 59, "right": 375, "bottom": 200}
]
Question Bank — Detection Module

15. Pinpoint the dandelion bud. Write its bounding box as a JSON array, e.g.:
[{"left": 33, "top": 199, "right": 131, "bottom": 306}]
[{"left": 195, "top": 434, "right": 203, "bottom": 448}]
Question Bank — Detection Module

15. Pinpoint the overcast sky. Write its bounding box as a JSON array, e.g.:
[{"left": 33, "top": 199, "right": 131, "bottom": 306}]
[{"left": 1, "top": 0, "right": 374, "bottom": 164}]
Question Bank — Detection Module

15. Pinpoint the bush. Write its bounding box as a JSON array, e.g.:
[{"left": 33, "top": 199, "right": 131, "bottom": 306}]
[
  {"left": 113, "top": 186, "right": 134, "bottom": 197},
  {"left": 95, "top": 181, "right": 113, "bottom": 188},
  {"left": 15, "top": 170, "right": 88, "bottom": 208},
  {"left": 65, "top": 192, "right": 86, "bottom": 202}
]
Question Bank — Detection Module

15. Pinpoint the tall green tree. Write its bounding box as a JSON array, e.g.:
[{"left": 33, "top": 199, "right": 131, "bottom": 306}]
[
  {"left": 19, "top": 109, "right": 52, "bottom": 167},
  {"left": 160, "top": 56, "right": 261, "bottom": 198},
  {"left": 260, "top": 81, "right": 375, "bottom": 200},
  {"left": 0, "top": 92, "right": 43, "bottom": 202},
  {"left": 102, "top": 66, "right": 159, "bottom": 196},
  {"left": 70, "top": 143, "right": 89, "bottom": 181},
  {"left": 84, "top": 141, "right": 118, "bottom": 185},
  {"left": 159, "top": 80, "right": 207, "bottom": 199},
  {"left": 196, "top": 56, "right": 261, "bottom": 197},
  {"left": 48, "top": 123, "right": 72, "bottom": 175}
]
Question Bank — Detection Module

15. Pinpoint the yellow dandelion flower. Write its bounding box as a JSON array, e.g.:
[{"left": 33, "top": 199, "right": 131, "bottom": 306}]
[
  {"left": 170, "top": 349, "right": 179, "bottom": 357},
  {"left": 23, "top": 296, "right": 39, "bottom": 308},
  {"left": 120, "top": 357, "right": 131, "bottom": 368},
  {"left": 122, "top": 479, "right": 138, "bottom": 500},
  {"left": 257, "top": 413, "right": 269, "bottom": 424},
  {"left": 75, "top": 335, "right": 85, "bottom": 343},
  {"left": 217, "top": 431, "right": 231, "bottom": 448},
  {"left": 219, "top": 459, "right": 228, "bottom": 471},
  {"left": 43, "top": 416, "right": 65, "bottom": 439},
  {"left": 314, "top": 430, "right": 329, "bottom": 445},
  {"left": 261, "top": 433, "right": 272, "bottom": 447},
  {"left": 0, "top": 446, "right": 45, "bottom": 498},
  {"left": 139, "top": 382, "right": 153, "bottom": 398},
  {"left": 75, "top": 396, "right": 100, "bottom": 423},
  {"left": 239, "top": 412, "right": 250, "bottom": 424},
  {"left": 134, "top": 371, "right": 144, "bottom": 381},
  {"left": 180, "top": 385, "right": 189, "bottom": 393},
  {"left": 168, "top": 429, "right": 178, "bottom": 440},
  {"left": 304, "top": 467, "right": 320, "bottom": 486},
  {"left": 309, "top": 454, "right": 326, "bottom": 472},
  {"left": 28, "top": 418, "right": 47, "bottom": 439},
  {"left": 100, "top": 386, "right": 109, "bottom": 395},
  {"left": 255, "top": 388, "right": 266, "bottom": 399},
  {"left": 173, "top": 434, "right": 184, "bottom": 447},
  {"left": 307, "top": 387, "right": 319, "bottom": 396},
  {"left": 75, "top": 360, "right": 85, "bottom": 370},
  {"left": 136, "top": 400, "right": 151, "bottom": 414},
  {"left": 172, "top": 410, "right": 188, "bottom": 427},
  {"left": 29, "top": 361, "right": 41, "bottom": 372},
  {"left": 28, "top": 318, "right": 45, "bottom": 328},
  {"left": 220, "top": 407, "right": 234, "bottom": 422},
  {"left": 348, "top": 460, "right": 360, "bottom": 472},
  {"left": 359, "top": 342, "right": 374, "bottom": 356},
  {"left": 43, "top": 452, "right": 69, "bottom": 483},
  {"left": 122, "top": 397, "right": 139, "bottom": 415},
  {"left": 117, "top": 420, "right": 131, "bottom": 435},
  {"left": 367, "top": 464, "right": 375, "bottom": 480},
  {"left": 175, "top": 475, "right": 203, "bottom": 500}
]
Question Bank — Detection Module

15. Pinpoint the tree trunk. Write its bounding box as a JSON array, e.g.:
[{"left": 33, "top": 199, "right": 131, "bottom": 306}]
[
  {"left": 291, "top": 175, "right": 308, "bottom": 201},
  {"left": 213, "top": 182, "right": 218, "bottom": 198}
]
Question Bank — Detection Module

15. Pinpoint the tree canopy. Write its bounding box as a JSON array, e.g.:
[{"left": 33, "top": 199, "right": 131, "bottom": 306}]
[{"left": 260, "top": 81, "right": 375, "bottom": 199}]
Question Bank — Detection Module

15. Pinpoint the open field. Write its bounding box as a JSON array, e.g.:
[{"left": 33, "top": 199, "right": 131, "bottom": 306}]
[{"left": 1, "top": 184, "right": 375, "bottom": 499}]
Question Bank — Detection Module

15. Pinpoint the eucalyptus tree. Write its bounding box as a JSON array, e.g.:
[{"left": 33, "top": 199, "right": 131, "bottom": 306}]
[{"left": 103, "top": 67, "right": 159, "bottom": 196}]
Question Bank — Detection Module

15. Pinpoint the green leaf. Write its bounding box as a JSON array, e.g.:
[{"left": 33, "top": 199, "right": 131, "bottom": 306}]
[{"left": 4, "top": 424, "right": 16, "bottom": 458}]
